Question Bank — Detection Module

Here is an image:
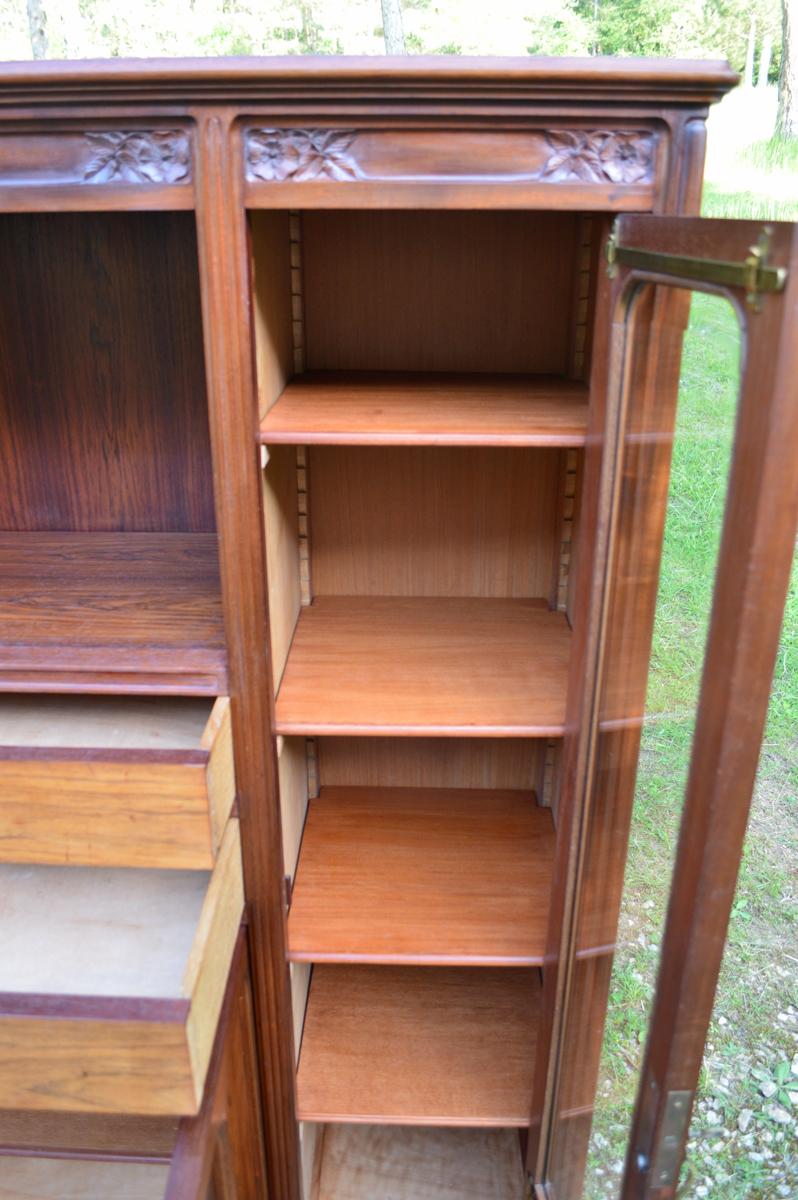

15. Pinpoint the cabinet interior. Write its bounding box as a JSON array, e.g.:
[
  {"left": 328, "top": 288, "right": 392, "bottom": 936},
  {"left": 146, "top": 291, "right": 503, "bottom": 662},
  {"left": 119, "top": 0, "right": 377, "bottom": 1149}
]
[
  {"left": 253, "top": 206, "right": 602, "bottom": 1196},
  {"left": 0, "top": 211, "right": 225, "bottom": 692}
]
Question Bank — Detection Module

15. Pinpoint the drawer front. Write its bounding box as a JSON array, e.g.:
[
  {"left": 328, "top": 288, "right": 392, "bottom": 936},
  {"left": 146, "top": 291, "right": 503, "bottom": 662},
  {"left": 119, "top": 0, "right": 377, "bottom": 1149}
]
[
  {"left": 0, "top": 697, "right": 235, "bottom": 869},
  {"left": 0, "top": 930, "right": 265, "bottom": 1200},
  {"left": 0, "top": 820, "right": 245, "bottom": 1116}
]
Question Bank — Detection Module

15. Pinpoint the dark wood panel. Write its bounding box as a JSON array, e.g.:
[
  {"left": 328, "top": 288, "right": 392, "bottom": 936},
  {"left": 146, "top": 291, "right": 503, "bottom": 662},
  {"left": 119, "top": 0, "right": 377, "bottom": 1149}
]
[
  {"left": 0, "top": 1112, "right": 179, "bottom": 1159},
  {"left": 0, "top": 533, "right": 226, "bottom": 693},
  {"left": 167, "top": 933, "right": 268, "bottom": 1200},
  {"left": 302, "top": 211, "right": 579, "bottom": 374},
  {"left": 0, "top": 127, "right": 192, "bottom": 193},
  {"left": 0, "top": 57, "right": 739, "bottom": 109},
  {"left": 194, "top": 113, "right": 301, "bottom": 1200},
  {"left": 0, "top": 211, "right": 214, "bottom": 533}
]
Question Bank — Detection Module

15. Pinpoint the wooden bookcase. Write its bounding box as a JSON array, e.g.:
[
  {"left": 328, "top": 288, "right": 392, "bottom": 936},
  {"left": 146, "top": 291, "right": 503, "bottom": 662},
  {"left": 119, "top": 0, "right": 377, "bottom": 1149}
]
[{"left": 0, "top": 57, "right": 742, "bottom": 1200}]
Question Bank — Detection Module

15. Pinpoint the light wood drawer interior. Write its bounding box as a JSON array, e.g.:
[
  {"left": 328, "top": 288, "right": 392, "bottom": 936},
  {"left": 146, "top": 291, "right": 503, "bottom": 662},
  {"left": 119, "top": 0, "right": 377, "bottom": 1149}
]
[
  {"left": 0, "top": 1156, "right": 171, "bottom": 1200},
  {"left": 0, "top": 695, "right": 235, "bottom": 869},
  {"left": 0, "top": 818, "right": 244, "bottom": 1116}
]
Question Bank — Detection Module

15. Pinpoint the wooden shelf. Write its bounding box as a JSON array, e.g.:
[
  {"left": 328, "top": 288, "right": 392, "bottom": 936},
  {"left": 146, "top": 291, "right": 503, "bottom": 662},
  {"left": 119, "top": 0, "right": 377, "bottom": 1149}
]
[
  {"left": 0, "top": 533, "right": 227, "bottom": 694},
  {"left": 275, "top": 596, "right": 571, "bottom": 736},
  {"left": 288, "top": 786, "right": 555, "bottom": 965},
  {"left": 312, "top": 1125, "right": 528, "bottom": 1200},
  {"left": 259, "top": 372, "right": 589, "bottom": 446},
  {"left": 296, "top": 965, "right": 540, "bottom": 1126}
]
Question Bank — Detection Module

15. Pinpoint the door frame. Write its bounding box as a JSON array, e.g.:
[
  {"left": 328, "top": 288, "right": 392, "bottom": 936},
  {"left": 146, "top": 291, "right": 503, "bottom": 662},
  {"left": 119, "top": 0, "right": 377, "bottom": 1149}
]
[{"left": 602, "top": 216, "right": 796, "bottom": 1200}]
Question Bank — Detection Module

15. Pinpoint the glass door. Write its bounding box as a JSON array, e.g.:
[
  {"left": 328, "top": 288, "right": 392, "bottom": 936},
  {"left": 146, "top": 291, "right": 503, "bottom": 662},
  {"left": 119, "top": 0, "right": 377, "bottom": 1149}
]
[{"left": 542, "top": 216, "right": 798, "bottom": 1200}]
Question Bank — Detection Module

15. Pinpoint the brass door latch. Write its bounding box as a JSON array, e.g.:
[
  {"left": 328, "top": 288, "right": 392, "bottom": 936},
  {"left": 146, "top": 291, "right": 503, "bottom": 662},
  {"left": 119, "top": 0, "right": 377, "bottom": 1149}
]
[{"left": 606, "top": 221, "right": 787, "bottom": 311}]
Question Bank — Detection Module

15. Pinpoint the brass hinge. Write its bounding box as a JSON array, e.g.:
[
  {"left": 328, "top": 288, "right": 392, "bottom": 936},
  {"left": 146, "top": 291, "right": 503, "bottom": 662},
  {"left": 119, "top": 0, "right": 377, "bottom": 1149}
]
[
  {"left": 606, "top": 222, "right": 787, "bottom": 312},
  {"left": 633, "top": 1082, "right": 694, "bottom": 1194},
  {"left": 649, "top": 1089, "right": 693, "bottom": 1190}
]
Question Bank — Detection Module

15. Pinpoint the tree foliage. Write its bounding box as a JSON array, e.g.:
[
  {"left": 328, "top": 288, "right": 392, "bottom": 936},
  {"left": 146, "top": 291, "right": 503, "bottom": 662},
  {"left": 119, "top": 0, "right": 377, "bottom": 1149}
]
[
  {"left": 0, "top": 0, "right": 785, "bottom": 97},
  {"left": 569, "top": 0, "right": 783, "bottom": 77}
]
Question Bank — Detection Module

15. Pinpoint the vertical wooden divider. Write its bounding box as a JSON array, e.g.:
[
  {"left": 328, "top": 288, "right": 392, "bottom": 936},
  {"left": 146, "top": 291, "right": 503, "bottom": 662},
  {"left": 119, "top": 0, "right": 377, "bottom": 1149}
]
[{"left": 193, "top": 110, "right": 301, "bottom": 1200}]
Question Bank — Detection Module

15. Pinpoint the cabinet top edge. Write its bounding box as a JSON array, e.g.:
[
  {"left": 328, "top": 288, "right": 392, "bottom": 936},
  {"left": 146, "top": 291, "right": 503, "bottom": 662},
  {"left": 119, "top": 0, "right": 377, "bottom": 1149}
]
[{"left": 0, "top": 54, "right": 739, "bottom": 107}]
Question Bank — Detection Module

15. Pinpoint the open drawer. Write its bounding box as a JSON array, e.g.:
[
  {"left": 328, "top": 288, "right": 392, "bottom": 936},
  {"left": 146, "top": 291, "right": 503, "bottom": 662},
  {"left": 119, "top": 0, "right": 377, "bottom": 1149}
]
[
  {"left": 0, "top": 819, "right": 244, "bottom": 1116},
  {"left": 0, "top": 695, "right": 235, "bottom": 869},
  {"left": 0, "top": 928, "right": 267, "bottom": 1199}
]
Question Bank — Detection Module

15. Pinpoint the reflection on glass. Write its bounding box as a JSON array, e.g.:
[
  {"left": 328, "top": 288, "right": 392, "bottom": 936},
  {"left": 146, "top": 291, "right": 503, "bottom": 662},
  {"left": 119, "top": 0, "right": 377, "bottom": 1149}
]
[{"left": 550, "top": 288, "right": 753, "bottom": 1199}]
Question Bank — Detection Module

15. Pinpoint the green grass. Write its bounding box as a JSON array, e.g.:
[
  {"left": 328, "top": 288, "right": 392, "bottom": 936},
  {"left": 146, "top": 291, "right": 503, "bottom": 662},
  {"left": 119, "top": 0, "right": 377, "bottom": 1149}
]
[
  {"left": 741, "top": 135, "right": 798, "bottom": 173},
  {"left": 584, "top": 140, "right": 798, "bottom": 1199}
]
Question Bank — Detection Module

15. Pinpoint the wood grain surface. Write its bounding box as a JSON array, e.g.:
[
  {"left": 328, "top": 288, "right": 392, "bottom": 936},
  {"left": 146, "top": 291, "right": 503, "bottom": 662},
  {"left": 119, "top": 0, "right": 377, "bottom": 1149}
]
[
  {"left": 260, "top": 373, "right": 589, "bottom": 446},
  {"left": 317, "top": 736, "right": 542, "bottom": 791},
  {"left": 262, "top": 444, "right": 302, "bottom": 688},
  {"left": 0, "top": 695, "right": 212, "bottom": 749},
  {"left": 0, "top": 1110, "right": 178, "bottom": 1158},
  {"left": 288, "top": 786, "right": 554, "bottom": 965},
  {"left": 0, "top": 212, "right": 214, "bottom": 534},
  {"left": 0, "top": 533, "right": 227, "bottom": 693},
  {"left": 296, "top": 965, "right": 541, "bottom": 1125},
  {"left": 275, "top": 596, "right": 571, "bottom": 735},
  {"left": 0, "top": 823, "right": 244, "bottom": 1116},
  {"left": 0, "top": 1014, "right": 196, "bottom": 1115},
  {"left": 0, "top": 696, "right": 233, "bottom": 869},
  {"left": 311, "top": 1124, "right": 528, "bottom": 1200},
  {"left": 0, "top": 758, "right": 217, "bottom": 869},
  {"left": 250, "top": 210, "right": 293, "bottom": 421},
  {"left": 302, "top": 211, "right": 579, "bottom": 374},
  {"left": 195, "top": 112, "right": 303, "bottom": 1198},
  {"left": 308, "top": 446, "right": 559, "bottom": 599},
  {"left": 163, "top": 930, "right": 268, "bottom": 1200},
  {"left": 0, "top": 1156, "right": 170, "bottom": 1199}
]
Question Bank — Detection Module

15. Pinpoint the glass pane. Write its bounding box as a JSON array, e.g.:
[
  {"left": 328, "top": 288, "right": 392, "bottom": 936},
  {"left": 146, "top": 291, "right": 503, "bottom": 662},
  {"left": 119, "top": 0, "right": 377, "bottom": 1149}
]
[
  {"left": 543, "top": 273, "right": 794, "bottom": 1199},
  {"left": 582, "top": 289, "right": 739, "bottom": 1199},
  {"left": 566, "top": 276, "right": 796, "bottom": 1195}
]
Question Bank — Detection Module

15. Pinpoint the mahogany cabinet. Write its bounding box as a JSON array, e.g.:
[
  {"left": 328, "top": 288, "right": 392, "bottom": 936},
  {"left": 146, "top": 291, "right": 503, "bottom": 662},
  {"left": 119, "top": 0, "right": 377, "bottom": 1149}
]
[{"left": 5, "top": 55, "right": 795, "bottom": 1200}]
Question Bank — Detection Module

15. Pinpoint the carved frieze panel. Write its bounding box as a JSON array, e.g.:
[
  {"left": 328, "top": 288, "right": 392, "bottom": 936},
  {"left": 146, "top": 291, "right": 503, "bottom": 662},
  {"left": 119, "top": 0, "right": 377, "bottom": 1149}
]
[
  {"left": 247, "top": 129, "right": 358, "bottom": 182},
  {"left": 0, "top": 128, "right": 192, "bottom": 196},
  {"left": 82, "top": 131, "right": 191, "bottom": 184},
  {"left": 245, "top": 126, "right": 657, "bottom": 190}
]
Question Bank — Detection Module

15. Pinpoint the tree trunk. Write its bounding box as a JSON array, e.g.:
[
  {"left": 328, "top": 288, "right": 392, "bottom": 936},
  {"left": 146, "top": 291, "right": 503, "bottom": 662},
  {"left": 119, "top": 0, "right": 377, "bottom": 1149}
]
[
  {"left": 779, "top": 0, "right": 798, "bottom": 135},
  {"left": 758, "top": 33, "right": 772, "bottom": 87},
  {"left": 27, "top": 0, "right": 47, "bottom": 59},
  {"left": 381, "top": 0, "right": 405, "bottom": 54},
  {"left": 744, "top": 19, "right": 756, "bottom": 87},
  {"left": 299, "top": 2, "right": 323, "bottom": 53}
]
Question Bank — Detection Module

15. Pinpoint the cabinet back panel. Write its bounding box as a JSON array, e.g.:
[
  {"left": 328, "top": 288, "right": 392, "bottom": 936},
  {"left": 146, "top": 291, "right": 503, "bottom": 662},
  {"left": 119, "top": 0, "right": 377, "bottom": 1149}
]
[
  {"left": 0, "top": 212, "right": 214, "bottom": 532},
  {"left": 309, "top": 446, "right": 559, "bottom": 598},
  {"left": 318, "top": 737, "right": 542, "bottom": 793},
  {"left": 302, "top": 211, "right": 578, "bottom": 374}
]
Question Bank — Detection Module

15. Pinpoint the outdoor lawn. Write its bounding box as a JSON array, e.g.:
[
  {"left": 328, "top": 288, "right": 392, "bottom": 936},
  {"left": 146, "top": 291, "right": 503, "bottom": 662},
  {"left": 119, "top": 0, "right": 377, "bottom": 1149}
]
[{"left": 585, "top": 90, "right": 798, "bottom": 1199}]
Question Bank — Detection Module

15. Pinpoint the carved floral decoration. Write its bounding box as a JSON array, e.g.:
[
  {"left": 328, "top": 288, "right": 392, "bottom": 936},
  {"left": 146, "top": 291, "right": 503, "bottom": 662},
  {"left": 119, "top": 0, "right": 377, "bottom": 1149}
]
[
  {"left": 83, "top": 131, "right": 191, "bottom": 184},
  {"left": 247, "top": 129, "right": 359, "bottom": 182},
  {"left": 244, "top": 127, "right": 654, "bottom": 187},
  {"left": 537, "top": 130, "right": 654, "bottom": 184}
]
